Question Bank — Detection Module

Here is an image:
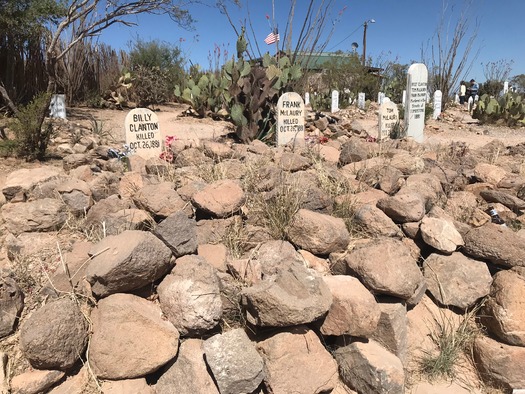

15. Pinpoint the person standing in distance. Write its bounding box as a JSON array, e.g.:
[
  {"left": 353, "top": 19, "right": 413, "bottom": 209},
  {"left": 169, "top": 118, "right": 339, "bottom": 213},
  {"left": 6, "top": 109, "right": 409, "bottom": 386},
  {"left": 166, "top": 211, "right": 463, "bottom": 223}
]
[
  {"left": 459, "top": 81, "right": 467, "bottom": 106},
  {"left": 469, "top": 79, "right": 479, "bottom": 100}
]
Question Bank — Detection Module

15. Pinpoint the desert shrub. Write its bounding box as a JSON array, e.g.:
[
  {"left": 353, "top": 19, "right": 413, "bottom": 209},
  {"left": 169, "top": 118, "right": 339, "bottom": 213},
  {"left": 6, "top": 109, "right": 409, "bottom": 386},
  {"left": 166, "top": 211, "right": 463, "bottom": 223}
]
[
  {"left": 130, "top": 65, "right": 172, "bottom": 108},
  {"left": 9, "top": 92, "right": 54, "bottom": 160}
]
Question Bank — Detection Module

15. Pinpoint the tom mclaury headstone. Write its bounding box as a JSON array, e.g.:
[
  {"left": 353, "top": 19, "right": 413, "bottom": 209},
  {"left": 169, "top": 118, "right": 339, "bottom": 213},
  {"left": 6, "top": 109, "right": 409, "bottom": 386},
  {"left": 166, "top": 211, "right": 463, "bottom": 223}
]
[
  {"left": 276, "top": 92, "right": 305, "bottom": 146},
  {"left": 378, "top": 101, "right": 399, "bottom": 141},
  {"left": 125, "top": 108, "right": 162, "bottom": 159},
  {"left": 405, "top": 63, "right": 428, "bottom": 142}
]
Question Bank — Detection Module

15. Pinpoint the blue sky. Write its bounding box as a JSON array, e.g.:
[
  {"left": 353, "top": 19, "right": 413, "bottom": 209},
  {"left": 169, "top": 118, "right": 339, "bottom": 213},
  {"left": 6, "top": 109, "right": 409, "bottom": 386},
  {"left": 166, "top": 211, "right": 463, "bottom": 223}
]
[{"left": 98, "top": 0, "right": 524, "bottom": 83}]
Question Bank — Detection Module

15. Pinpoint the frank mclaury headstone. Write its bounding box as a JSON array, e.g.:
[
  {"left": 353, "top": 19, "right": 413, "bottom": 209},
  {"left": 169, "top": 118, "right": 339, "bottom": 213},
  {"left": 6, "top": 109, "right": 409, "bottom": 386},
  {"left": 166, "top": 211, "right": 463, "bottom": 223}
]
[
  {"left": 378, "top": 100, "right": 399, "bottom": 141},
  {"left": 405, "top": 63, "right": 428, "bottom": 142},
  {"left": 125, "top": 108, "right": 162, "bottom": 159},
  {"left": 276, "top": 92, "right": 305, "bottom": 146}
]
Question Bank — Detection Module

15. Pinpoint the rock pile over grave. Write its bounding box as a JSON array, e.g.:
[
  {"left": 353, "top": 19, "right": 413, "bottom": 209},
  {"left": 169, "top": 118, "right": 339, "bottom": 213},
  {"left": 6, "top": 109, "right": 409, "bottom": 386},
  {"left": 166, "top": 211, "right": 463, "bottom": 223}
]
[{"left": 1, "top": 112, "right": 525, "bottom": 394}]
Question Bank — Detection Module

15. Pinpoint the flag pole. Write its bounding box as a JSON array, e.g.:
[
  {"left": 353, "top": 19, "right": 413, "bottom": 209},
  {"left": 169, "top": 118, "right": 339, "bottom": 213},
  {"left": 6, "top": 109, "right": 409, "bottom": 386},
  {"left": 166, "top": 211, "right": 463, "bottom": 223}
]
[{"left": 273, "top": 0, "right": 279, "bottom": 65}]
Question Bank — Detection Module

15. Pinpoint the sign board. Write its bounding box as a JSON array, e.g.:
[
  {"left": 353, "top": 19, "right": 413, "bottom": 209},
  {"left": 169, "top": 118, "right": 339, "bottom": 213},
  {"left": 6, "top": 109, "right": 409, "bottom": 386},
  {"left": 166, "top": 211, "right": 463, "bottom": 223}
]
[
  {"left": 276, "top": 92, "right": 305, "bottom": 146},
  {"left": 404, "top": 63, "right": 428, "bottom": 143},
  {"left": 50, "top": 94, "right": 66, "bottom": 119},
  {"left": 124, "top": 108, "right": 162, "bottom": 159},
  {"left": 433, "top": 90, "right": 442, "bottom": 120},
  {"left": 379, "top": 101, "right": 399, "bottom": 141}
]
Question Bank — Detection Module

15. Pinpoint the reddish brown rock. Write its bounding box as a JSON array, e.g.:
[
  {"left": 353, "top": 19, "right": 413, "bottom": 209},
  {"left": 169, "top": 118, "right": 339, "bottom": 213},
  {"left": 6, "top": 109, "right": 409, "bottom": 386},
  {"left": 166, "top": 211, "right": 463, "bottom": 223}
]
[
  {"left": 256, "top": 326, "right": 338, "bottom": 393},
  {"left": 320, "top": 275, "right": 380, "bottom": 337},
  {"left": 481, "top": 269, "right": 525, "bottom": 346}
]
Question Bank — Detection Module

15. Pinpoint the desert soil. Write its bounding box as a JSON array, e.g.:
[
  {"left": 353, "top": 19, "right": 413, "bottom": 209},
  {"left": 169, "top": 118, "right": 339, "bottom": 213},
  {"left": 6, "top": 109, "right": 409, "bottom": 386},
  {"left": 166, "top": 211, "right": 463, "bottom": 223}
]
[{"left": 74, "top": 102, "right": 525, "bottom": 150}]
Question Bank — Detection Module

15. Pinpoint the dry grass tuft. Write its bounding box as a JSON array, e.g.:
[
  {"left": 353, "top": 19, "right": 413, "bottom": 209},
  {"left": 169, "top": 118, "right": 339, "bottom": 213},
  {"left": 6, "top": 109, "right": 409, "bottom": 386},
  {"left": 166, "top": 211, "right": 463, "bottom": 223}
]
[{"left": 418, "top": 305, "right": 481, "bottom": 381}]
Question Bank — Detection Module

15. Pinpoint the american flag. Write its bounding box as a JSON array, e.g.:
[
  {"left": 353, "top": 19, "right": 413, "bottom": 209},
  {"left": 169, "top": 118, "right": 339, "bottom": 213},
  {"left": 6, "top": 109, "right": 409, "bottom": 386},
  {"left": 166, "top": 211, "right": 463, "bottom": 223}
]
[{"left": 264, "top": 30, "right": 280, "bottom": 45}]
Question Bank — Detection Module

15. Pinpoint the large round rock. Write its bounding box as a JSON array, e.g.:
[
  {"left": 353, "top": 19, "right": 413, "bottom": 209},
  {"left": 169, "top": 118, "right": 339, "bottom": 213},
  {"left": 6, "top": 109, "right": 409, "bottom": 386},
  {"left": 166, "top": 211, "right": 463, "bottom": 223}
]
[
  {"left": 20, "top": 297, "right": 88, "bottom": 370},
  {"left": 86, "top": 230, "right": 173, "bottom": 298}
]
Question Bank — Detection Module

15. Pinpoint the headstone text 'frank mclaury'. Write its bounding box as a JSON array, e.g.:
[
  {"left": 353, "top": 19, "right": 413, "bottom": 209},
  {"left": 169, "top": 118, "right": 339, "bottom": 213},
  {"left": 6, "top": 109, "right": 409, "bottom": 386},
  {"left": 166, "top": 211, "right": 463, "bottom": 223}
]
[
  {"left": 125, "top": 108, "right": 162, "bottom": 159},
  {"left": 404, "top": 63, "right": 428, "bottom": 143},
  {"left": 276, "top": 92, "right": 305, "bottom": 146}
]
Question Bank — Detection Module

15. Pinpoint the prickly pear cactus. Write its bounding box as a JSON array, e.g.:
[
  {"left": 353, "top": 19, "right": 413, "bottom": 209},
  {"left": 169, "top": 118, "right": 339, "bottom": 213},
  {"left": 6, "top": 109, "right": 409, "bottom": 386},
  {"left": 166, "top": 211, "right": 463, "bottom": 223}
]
[
  {"left": 473, "top": 92, "right": 525, "bottom": 126},
  {"left": 175, "top": 50, "right": 303, "bottom": 142}
]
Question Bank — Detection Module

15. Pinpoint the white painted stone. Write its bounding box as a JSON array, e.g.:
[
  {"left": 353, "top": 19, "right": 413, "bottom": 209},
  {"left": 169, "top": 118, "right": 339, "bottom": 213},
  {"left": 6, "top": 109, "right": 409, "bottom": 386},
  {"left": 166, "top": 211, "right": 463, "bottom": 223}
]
[
  {"left": 331, "top": 90, "right": 339, "bottom": 113},
  {"left": 304, "top": 92, "right": 310, "bottom": 106},
  {"left": 378, "top": 101, "right": 399, "bottom": 141},
  {"left": 404, "top": 63, "right": 428, "bottom": 142},
  {"left": 124, "top": 108, "right": 162, "bottom": 160},
  {"left": 50, "top": 94, "right": 66, "bottom": 119},
  {"left": 432, "top": 90, "right": 442, "bottom": 120},
  {"left": 276, "top": 92, "right": 305, "bottom": 146},
  {"left": 358, "top": 92, "right": 366, "bottom": 110}
]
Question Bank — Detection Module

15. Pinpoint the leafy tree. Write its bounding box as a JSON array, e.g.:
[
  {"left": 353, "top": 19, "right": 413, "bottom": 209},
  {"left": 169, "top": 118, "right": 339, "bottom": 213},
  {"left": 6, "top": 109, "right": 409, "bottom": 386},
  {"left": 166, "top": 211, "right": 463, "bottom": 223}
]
[
  {"left": 510, "top": 74, "right": 525, "bottom": 93},
  {"left": 382, "top": 63, "right": 409, "bottom": 104},
  {"left": 322, "top": 53, "right": 380, "bottom": 100},
  {"left": 128, "top": 38, "right": 186, "bottom": 92},
  {"left": 480, "top": 59, "right": 513, "bottom": 97}
]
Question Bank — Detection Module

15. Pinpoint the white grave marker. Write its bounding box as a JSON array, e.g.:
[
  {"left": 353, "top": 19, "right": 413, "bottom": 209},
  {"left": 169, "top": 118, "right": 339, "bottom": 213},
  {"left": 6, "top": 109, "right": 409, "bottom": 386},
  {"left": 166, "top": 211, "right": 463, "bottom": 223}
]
[
  {"left": 468, "top": 96, "right": 474, "bottom": 112},
  {"left": 504, "top": 81, "right": 509, "bottom": 94},
  {"left": 455, "top": 93, "right": 460, "bottom": 104},
  {"left": 276, "top": 92, "right": 305, "bottom": 146},
  {"left": 357, "top": 92, "right": 366, "bottom": 110},
  {"left": 124, "top": 108, "right": 162, "bottom": 159},
  {"left": 377, "top": 92, "right": 385, "bottom": 104},
  {"left": 404, "top": 63, "right": 428, "bottom": 143},
  {"left": 475, "top": 94, "right": 479, "bottom": 102},
  {"left": 49, "top": 94, "right": 66, "bottom": 119},
  {"left": 378, "top": 101, "right": 399, "bottom": 141},
  {"left": 331, "top": 90, "right": 339, "bottom": 113},
  {"left": 304, "top": 92, "right": 310, "bottom": 106},
  {"left": 433, "top": 90, "right": 442, "bottom": 120},
  {"left": 402, "top": 90, "right": 406, "bottom": 107}
]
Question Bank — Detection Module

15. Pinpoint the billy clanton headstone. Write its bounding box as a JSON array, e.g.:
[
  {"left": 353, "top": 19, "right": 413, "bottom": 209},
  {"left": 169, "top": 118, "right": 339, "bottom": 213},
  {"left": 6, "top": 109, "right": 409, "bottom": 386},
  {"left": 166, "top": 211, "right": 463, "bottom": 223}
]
[
  {"left": 125, "top": 108, "right": 162, "bottom": 159},
  {"left": 405, "top": 63, "right": 428, "bottom": 142},
  {"left": 276, "top": 92, "right": 305, "bottom": 146}
]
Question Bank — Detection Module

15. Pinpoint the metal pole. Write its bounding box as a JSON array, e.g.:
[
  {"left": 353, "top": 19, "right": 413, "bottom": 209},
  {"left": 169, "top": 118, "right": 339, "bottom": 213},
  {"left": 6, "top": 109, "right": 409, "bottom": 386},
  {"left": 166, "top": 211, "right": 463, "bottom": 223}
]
[{"left": 362, "top": 21, "right": 368, "bottom": 66}]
